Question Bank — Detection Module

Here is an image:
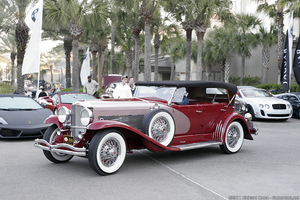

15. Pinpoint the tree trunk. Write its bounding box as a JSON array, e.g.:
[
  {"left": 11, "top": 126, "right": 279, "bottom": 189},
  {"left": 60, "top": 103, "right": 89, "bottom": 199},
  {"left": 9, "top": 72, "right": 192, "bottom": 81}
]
[
  {"left": 205, "top": 64, "right": 211, "bottom": 81},
  {"left": 64, "top": 36, "right": 72, "bottom": 88},
  {"left": 154, "top": 47, "right": 159, "bottom": 81},
  {"left": 277, "top": 10, "right": 284, "bottom": 83},
  {"left": 15, "top": 21, "right": 29, "bottom": 94},
  {"left": 241, "top": 54, "right": 245, "bottom": 84},
  {"left": 224, "top": 58, "right": 231, "bottom": 83},
  {"left": 144, "top": 17, "right": 152, "bottom": 82},
  {"left": 125, "top": 48, "right": 132, "bottom": 76},
  {"left": 72, "top": 38, "right": 79, "bottom": 92},
  {"left": 196, "top": 31, "right": 204, "bottom": 81},
  {"left": 90, "top": 42, "right": 99, "bottom": 81},
  {"left": 262, "top": 46, "right": 270, "bottom": 84},
  {"left": 92, "top": 51, "right": 97, "bottom": 81},
  {"left": 10, "top": 51, "right": 16, "bottom": 86},
  {"left": 131, "top": 38, "right": 135, "bottom": 78},
  {"left": 220, "top": 63, "right": 224, "bottom": 82},
  {"left": 170, "top": 63, "right": 175, "bottom": 81},
  {"left": 154, "top": 33, "right": 161, "bottom": 81},
  {"left": 185, "top": 29, "right": 192, "bottom": 81},
  {"left": 98, "top": 44, "right": 107, "bottom": 88},
  {"left": 133, "top": 28, "right": 141, "bottom": 81},
  {"left": 50, "top": 65, "right": 53, "bottom": 82},
  {"left": 110, "top": 24, "right": 115, "bottom": 74}
]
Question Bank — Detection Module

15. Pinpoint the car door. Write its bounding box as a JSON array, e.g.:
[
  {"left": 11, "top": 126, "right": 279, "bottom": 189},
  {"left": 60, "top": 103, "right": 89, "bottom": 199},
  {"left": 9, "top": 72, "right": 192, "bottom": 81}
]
[
  {"left": 199, "top": 102, "right": 229, "bottom": 133},
  {"left": 171, "top": 103, "right": 203, "bottom": 134}
]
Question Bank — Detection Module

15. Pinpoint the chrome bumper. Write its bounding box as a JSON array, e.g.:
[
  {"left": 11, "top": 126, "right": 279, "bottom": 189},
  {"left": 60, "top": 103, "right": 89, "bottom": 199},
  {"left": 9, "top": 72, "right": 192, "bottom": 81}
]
[{"left": 34, "top": 139, "right": 87, "bottom": 156}]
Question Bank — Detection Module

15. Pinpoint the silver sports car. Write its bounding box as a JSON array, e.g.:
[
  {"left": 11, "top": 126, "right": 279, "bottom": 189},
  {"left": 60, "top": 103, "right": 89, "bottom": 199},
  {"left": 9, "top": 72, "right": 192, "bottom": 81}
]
[{"left": 0, "top": 94, "right": 52, "bottom": 138}]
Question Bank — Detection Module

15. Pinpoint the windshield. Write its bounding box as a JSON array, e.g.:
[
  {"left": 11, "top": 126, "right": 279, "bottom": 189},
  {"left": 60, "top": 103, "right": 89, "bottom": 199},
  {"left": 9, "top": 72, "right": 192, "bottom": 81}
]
[
  {"left": 60, "top": 93, "right": 96, "bottom": 104},
  {"left": 241, "top": 89, "right": 273, "bottom": 98},
  {"left": 135, "top": 86, "right": 176, "bottom": 102},
  {"left": 0, "top": 96, "right": 43, "bottom": 110}
]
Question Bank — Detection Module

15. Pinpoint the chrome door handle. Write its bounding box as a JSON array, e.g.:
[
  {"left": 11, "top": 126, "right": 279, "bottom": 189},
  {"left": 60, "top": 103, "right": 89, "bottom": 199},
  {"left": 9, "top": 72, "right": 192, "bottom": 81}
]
[
  {"left": 196, "top": 110, "right": 202, "bottom": 113},
  {"left": 221, "top": 109, "right": 226, "bottom": 111}
]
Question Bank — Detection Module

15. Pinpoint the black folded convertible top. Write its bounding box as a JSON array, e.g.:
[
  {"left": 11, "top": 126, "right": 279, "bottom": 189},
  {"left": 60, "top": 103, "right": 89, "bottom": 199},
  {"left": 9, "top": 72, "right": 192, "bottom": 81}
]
[{"left": 135, "top": 81, "right": 237, "bottom": 94}]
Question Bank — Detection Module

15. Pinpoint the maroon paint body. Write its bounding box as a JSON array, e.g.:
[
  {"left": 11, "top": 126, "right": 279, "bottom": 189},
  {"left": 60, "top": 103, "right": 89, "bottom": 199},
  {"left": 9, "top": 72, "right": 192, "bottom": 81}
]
[{"left": 44, "top": 96, "right": 254, "bottom": 153}]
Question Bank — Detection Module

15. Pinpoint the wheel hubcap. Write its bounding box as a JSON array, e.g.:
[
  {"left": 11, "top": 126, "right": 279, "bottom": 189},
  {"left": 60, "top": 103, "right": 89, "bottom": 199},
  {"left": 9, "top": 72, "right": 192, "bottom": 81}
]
[
  {"left": 151, "top": 117, "right": 170, "bottom": 143},
  {"left": 227, "top": 125, "right": 240, "bottom": 148},
  {"left": 100, "top": 139, "right": 120, "bottom": 167}
]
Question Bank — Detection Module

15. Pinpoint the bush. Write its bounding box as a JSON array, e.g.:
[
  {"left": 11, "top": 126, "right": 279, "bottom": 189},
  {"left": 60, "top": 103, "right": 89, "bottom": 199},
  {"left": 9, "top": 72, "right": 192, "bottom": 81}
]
[
  {"left": 0, "top": 83, "right": 13, "bottom": 94},
  {"left": 229, "top": 77, "right": 241, "bottom": 85},
  {"left": 255, "top": 83, "right": 300, "bottom": 93},
  {"left": 242, "top": 76, "right": 261, "bottom": 86}
]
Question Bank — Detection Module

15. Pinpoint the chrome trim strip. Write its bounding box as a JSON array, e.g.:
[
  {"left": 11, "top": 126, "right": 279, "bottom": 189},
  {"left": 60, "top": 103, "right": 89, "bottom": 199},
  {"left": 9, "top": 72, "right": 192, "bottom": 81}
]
[
  {"left": 172, "top": 141, "right": 222, "bottom": 151},
  {"left": 34, "top": 139, "right": 87, "bottom": 156},
  {"left": 70, "top": 126, "right": 87, "bottom": 129}
]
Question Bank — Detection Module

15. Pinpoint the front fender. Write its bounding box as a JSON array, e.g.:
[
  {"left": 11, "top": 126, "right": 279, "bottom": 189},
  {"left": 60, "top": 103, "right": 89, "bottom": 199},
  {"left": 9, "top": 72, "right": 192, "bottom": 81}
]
[
  {"left": 214, "top": 113, "right": 253, "bottom": 143},
  {"left": 87, "top": 120, "right": 181, "bottom": 152},
  {"left": 44, "top": 115, "right": 64, "bottom": 129}
]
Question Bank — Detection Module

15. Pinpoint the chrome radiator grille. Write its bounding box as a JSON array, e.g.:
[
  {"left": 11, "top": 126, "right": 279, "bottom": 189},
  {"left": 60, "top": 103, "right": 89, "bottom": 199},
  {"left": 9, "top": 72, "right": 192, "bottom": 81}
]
[
  {"left": 272, "top": 104, "right": 286, "bottom": 109},
  {"left": 71, "top": 104, "right": 86, "bottom": 142}
]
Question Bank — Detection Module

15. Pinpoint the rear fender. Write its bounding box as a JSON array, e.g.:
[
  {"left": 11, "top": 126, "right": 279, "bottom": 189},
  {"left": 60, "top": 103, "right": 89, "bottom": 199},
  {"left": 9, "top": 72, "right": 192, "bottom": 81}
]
[
  {"left": 87, "top": 120, "right": 181, "bottom": 152},
  {"left": 214, "top": 113, "right": 253, "bottom": 143}
]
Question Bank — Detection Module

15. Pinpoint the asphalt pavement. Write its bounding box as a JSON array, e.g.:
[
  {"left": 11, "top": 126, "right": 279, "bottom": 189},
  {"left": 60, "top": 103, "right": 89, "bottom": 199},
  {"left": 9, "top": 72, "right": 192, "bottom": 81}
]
[{"left": 0, "top": 118, "right": 299, "bottom": 200}]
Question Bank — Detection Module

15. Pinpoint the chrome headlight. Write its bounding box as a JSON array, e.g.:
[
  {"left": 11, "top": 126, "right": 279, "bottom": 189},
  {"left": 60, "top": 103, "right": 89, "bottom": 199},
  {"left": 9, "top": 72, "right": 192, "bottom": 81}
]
[
  {"left": 58, "top": 106, "right": 70, "bottom": 123},
  {"left": 80, "top": 108, "right": 93, "bottom": 126},
  {"left": 244, "top": 113, "right": 252, "bottom": 121},
  {"left": 241, "top": 104, "right": 246, "bottom": 111},
  {"left": 259, "top": 104, "right": 270, "bottom": 109}
]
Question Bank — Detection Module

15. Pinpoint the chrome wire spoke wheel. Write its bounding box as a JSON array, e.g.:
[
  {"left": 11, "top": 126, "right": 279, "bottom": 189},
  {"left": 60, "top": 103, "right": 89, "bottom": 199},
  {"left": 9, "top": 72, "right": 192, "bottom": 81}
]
[
  {"left": 151, "top": 117, "right": 170, "bottom": 143},
  {"left": 43, "top": 125, "right": 73, "bottom": 163},
  {"left": 100, "top": 139, "right": 120, "bottom": 167},
  {"left": 89, "top": 129, "right": 126, "bottom": 175},
  {"left": 220, "top": 121, "right": 244, "bottom": 154},
  {"left": 227, "top": 125, "right": 240, "bottom": 148},
  {"left": 141, "top": 109, "right": 175, "bottom": 147}
]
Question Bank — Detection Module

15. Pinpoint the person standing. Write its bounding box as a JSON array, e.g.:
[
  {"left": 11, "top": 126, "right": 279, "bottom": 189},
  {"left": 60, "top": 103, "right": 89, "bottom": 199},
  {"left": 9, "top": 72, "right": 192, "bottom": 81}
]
[
  {"left": 129, "top": 77, "right": 136, "bottom": 96},
  {"left": 25, "top": 89, "right": 32, "bottom": 98},
  {"left": 113, "top": 75, "right": 132, "bottom": 98},
  {"left": 38, "top": 88, "right": 48, "bottom": 97},
  {"left": 83, "top": 76, "right": 100, "bottom": 97}
]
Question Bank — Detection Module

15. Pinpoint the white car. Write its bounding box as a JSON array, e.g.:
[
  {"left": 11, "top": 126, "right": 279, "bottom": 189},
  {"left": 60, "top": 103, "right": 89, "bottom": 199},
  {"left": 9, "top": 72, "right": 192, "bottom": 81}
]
[{"left": 236, "top": 86, "right": 292, "bottom": 120}]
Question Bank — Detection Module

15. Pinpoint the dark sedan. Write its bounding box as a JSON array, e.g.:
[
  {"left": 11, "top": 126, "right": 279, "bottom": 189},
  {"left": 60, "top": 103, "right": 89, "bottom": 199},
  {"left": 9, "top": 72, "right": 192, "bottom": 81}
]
[
  {"left": 274, "top": 92, "right": 300, "bottom": 118},
  {"left": 0, "top": 94, "right": 52, "bottom": 138}
]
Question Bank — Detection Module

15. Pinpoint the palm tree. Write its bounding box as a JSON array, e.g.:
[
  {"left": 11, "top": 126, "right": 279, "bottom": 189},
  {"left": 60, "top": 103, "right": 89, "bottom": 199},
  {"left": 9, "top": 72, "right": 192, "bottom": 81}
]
[
  {"left": 152, "top": 12, "right": 180, "bottom": 81},
  {"left": 233, "top": 14, "right": 261, "bottom": 82},
  {"left": 0, "top": 32, "right": 17, "bottom": 86},
  {"left": 114, "top": 0, "right": 144, "bottom": 80},
  {"left": 139, "top": 0, "right": 160, "bottom": 81},
  {"left": 44, "top": 0, "right": 108, "bottom": 92},
  {"left": 256, "top": 0, "right": 294, "bottom": 80},
  {"left": 257, "top": 24, "right": 278, "bottom": 83},
  {"left": 164, "top": 0, "right": 198, "bottom": 81},
  {"left": 206, "top": 27, "right": 238, "bottom": 83},
  {"left": 193, "top": 0, "right": 231, "bottom": 81},
  {"left": 2, "top": 0, "right": 33, "bottom": 94}
]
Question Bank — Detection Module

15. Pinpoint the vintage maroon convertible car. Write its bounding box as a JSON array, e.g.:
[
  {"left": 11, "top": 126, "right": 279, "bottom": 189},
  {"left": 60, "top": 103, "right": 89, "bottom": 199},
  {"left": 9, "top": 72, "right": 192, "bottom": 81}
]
[{"left": 35, "top": 81, "right": 257, "bottom": 175}]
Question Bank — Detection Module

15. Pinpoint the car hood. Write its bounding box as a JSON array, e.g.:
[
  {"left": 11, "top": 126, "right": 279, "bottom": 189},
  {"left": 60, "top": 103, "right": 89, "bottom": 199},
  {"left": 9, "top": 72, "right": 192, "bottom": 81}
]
[
  {"left": 0, "top": 108, "right": 52, "bottom": 125},
  {"left": 240, "top": 97, "right": 290, "bottom": 105}
]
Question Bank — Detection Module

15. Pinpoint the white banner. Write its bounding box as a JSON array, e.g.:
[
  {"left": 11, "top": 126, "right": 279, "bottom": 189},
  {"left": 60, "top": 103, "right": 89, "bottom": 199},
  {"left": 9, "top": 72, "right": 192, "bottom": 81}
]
[
  {"left": 22, "top": 0, "right": 43, "bottom": 75},
  {"left": 80, "top": 47, "right": 90, "bottom": 85}
]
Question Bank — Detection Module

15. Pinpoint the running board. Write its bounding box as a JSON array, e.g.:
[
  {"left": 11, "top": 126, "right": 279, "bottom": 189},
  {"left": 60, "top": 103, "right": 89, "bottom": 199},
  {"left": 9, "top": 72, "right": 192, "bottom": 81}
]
[{"left": 171, "top": 141, "right": 222, "bottom": 151}]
